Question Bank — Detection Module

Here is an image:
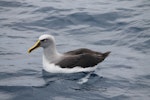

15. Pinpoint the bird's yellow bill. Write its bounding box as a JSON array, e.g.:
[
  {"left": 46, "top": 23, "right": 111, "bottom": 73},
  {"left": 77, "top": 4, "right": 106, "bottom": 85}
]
[{"left": 28, "top": 40, "right": 40, "bottom": 53}]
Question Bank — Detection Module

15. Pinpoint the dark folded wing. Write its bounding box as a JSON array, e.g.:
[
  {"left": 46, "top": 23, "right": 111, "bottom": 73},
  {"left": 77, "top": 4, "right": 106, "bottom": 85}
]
[
  {"left": 56, "top": 53, "right": 104, "bottom": 68},
  {"left": 65, "top": 48, "right": 102, "bottom": 55}
]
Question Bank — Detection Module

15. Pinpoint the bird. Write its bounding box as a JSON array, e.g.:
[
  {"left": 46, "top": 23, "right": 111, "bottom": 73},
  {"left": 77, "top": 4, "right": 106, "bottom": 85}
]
[{"left": 28, "top": 34, "right": 110, "bottom": 73}]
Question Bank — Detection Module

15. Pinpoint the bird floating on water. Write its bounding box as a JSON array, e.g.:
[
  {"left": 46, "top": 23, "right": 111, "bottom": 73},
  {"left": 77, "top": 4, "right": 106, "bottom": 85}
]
[{"left": 28, "top": 34, "right": 110, "bottom": 73}]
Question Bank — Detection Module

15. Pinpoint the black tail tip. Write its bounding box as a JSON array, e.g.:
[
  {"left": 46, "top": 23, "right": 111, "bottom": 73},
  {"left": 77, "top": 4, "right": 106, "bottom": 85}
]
[{"left": 103, "top": 51, "right": 111, "bottom": 57}]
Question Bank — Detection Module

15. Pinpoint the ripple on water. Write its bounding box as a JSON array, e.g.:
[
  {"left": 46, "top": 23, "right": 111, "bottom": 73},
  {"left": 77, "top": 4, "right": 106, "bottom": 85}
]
[{"left": 0, "top": 0, "right": 150, "bottom": 100}]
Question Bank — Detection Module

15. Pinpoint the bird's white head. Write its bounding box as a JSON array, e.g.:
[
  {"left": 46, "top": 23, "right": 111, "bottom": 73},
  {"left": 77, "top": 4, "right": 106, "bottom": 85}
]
[
  {"left": 39, "top": 34, "right": 55, "bottom": 48},
  {"left": 28, "top": 34, "right": 56, "bottom": 53}
]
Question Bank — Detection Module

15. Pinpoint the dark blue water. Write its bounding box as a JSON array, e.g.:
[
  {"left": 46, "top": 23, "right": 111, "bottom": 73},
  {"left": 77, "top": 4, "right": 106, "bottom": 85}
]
[{"left": 0, "top": 0, "right": 150, "bottom": 100}]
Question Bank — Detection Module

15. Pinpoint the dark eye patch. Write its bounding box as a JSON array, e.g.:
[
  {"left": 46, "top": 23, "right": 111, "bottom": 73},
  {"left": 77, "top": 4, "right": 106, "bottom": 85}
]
[{"left": 41, "top": 39, "right": 47, "bottom": 42}]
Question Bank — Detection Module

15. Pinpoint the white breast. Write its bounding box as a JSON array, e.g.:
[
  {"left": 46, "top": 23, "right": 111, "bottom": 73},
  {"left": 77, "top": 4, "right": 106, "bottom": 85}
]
[{"left": 43, "top": 56, "right": 97, "bottom": 73}]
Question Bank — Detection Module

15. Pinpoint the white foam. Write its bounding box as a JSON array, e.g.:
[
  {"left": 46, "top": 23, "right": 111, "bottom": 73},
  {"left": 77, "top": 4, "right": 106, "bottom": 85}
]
[{"left": 78, "top": 72, "right": 92, "bottom": 84}]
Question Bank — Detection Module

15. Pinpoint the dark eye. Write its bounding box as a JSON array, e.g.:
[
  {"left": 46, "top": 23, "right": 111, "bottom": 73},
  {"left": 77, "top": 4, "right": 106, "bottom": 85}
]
[{"left": 41, "top": 39, "right": 47, "bottom": 42}]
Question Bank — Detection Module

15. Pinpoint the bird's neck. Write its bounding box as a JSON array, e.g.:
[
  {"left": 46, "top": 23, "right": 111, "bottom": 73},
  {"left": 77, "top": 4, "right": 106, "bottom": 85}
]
[{"left": 43, "top": 45, "right": 62, "bottom": 63}]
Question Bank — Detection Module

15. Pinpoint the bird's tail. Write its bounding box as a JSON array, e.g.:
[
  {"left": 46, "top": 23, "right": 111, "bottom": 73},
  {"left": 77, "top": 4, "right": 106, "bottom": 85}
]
[{"left": 103, "top": 51, "right": 111, "bottom": 58}]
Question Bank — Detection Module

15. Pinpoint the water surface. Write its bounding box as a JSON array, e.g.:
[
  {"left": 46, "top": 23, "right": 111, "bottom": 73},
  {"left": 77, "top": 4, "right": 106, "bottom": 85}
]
[{"left": 0, "top": 0, "right": 150, "bottom": 100}]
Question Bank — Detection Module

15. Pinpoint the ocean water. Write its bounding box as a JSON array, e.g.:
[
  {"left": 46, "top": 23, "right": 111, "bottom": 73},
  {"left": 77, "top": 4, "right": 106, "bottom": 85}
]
[{"left": 0, "top": 0, "right": 150, "bottom": 100}]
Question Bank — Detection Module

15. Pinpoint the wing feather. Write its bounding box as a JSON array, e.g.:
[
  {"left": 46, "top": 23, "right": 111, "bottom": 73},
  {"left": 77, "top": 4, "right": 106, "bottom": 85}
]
[{"left": 56, "top": 53, "right": 104, "bottom": 68}]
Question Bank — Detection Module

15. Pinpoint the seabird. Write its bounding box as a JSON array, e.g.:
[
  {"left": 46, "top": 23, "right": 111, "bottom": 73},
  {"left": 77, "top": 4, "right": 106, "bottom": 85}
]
[{"left": 28, "top": 34, "right": 110, "bottom": 73}]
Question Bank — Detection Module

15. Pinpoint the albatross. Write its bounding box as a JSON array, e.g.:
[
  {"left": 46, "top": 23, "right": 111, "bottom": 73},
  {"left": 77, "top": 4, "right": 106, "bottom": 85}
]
[{"left": 28, "top": 34, "right": 110, "bottom": 73}]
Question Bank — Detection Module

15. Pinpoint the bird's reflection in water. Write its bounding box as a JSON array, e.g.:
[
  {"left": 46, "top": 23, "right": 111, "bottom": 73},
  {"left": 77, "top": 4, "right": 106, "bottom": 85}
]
[
  {"left": 42, "top": 70, "right": 93, "bottom": 83},
  {"left": 33, "top": 70, "right": 105, "bottom": 93}
]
